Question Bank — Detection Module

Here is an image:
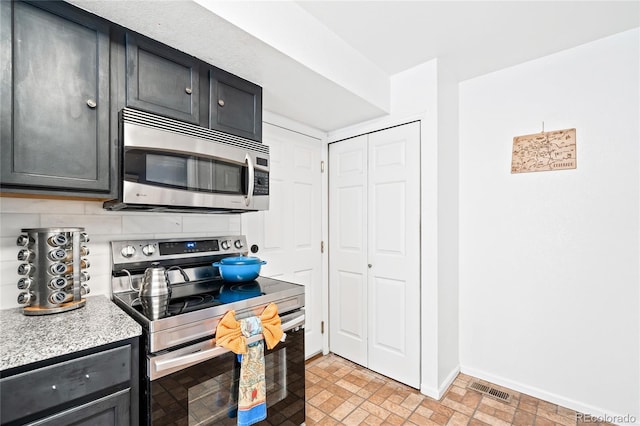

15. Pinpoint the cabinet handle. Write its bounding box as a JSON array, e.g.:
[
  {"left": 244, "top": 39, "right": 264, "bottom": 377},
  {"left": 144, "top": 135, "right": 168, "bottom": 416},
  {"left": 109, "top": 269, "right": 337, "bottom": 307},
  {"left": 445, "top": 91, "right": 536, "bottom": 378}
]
[
  {"left": 86, "top": 99, "right": 97, "bottom": 109},
  {"left": 85, "top": 374, "right": 90, "bottom": 379},
  {"left": 218, "top": 99, "right": 225, "bottom": 107},
  {"left": 185, "top": 87, "right": 192, "bottom": 95},
  {"left": 51, "top": 385, "right": 57, "bottom": 390},
  {"left": 368, "top": 264, "right": 372, "bottom": 268}
]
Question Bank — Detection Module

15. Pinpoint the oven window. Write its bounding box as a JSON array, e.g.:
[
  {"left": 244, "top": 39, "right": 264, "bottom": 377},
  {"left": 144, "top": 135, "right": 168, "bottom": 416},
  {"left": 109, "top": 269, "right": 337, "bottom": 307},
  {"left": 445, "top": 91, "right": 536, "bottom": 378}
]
[
  {"left": 125, "top": 150, "right": 246, "bottom": 195},
  {"left": 188, "top": 350, "right": 286, "bottom": 425}
]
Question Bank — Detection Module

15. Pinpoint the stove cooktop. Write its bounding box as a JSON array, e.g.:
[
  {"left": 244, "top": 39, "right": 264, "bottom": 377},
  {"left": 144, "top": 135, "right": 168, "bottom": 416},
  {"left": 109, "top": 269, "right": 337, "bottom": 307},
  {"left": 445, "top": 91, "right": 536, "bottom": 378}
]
[
  {"left": 121, "top": 279, "right": 264, "bottom": 319},
  {"left": 110, "top": 236, "right": 305, "bottom": 353},
  {"left": 112, "top": 276, "right": 305, "bottom": 353}
]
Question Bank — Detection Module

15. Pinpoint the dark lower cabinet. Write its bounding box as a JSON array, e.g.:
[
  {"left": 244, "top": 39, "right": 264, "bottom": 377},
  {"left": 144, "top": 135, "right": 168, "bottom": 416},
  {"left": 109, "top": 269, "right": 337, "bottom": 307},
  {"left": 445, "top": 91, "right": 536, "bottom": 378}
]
[
  {"left": 0, "top": 1, "right": 112, "bottom": 194},
  {"left": 27, "top": 390, "right": 130, "bottom": 426},
  {"left": 0, "top": 339, "right": 139, "bottom": 426},
  {"left": 125, "top": 32, "right": 201, "bottom": 125}
]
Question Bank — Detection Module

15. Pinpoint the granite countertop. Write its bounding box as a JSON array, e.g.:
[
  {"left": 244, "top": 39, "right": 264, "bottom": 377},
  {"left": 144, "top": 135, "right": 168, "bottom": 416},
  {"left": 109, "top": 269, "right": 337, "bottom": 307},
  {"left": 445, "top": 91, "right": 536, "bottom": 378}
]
[{"left": 0, "top": 295, "right": 142, "bottom": 371}]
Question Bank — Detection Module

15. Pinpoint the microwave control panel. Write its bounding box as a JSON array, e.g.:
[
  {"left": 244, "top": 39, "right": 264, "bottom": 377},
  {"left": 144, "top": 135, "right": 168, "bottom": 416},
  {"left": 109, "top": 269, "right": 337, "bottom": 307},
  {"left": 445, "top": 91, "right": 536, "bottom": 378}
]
[{"left": 254, "top": 170, "right": 269, "bottom": 195}]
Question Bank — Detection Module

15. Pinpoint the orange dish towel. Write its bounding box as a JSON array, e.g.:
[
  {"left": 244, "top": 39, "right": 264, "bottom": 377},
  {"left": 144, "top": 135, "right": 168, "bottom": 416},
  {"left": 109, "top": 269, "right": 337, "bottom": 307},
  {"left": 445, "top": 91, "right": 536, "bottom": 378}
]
[
  {"left": 216, "top": 303, "right": 284, "bottom": 353},
  {"left": 215, "top": 303, "right": 284, "bottom": 426}
]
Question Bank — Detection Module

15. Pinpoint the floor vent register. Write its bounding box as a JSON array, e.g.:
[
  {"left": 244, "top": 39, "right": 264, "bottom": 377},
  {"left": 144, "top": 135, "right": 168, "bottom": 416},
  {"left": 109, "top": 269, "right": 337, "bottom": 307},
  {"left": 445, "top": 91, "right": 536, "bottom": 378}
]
[{"left": 468, "top": 382, "right": 511, "bottom": 403}]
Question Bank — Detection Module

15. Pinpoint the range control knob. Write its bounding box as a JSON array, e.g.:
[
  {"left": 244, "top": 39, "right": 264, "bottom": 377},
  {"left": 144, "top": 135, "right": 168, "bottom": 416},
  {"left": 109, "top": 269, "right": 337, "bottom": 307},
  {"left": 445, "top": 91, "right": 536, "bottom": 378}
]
[
  {"left": 142, "top": 244, "right": 156, "bottom": 256},
  {"left": 220, "top": 240, "right": 231, "bottom": 250},
  {"left": 234, "top": 240, "right": 244, "bottom": 249},
  {"left": 121, "top": 245, "right": 136, "bottom": 258}
]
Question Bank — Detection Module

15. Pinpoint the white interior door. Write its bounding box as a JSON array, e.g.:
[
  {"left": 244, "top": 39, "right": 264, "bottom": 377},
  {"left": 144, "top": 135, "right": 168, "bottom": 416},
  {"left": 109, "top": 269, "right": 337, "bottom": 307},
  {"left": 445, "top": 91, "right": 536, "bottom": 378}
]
[
  {"left": 242, "top": 123, "right": 323, "bottom": 358},
  {"left": 366, "top": 123, "right": 421, "bottom": 388},
  {"left": 329, "top": 122, "right": 421, "bottom": 388},
  {"left": 328, "top": 135, "right": 368, "bottom": 366}
]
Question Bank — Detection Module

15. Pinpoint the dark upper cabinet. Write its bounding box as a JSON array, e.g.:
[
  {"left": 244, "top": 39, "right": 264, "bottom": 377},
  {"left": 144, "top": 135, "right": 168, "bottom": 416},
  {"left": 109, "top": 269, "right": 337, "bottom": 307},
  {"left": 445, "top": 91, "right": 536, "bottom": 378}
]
[
  {"left": 210, "top": 67, "right": 263, "bottom": 142},
  {"left": 0, "top": 1, "right": 112, "bottom": 194},
  {"left": 0, "top": 1, "right": 263, "bottom": 199},
  {"left": 125, "top": 33, "right": 201, "bottom": 124}
]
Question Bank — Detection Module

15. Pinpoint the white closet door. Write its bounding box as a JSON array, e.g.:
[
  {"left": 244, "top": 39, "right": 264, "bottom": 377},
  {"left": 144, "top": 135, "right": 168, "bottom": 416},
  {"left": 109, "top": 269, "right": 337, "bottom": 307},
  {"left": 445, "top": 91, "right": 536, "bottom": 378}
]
[
  {"left": 242, "top": 123, "right": 323, "bottom": 358},
  {"left": 329, "top": 135, "right": 368, "bottom": 366},
  {"left": 329, "top": 122, "right": 420, "bottom": 388},
  {"left": 367, "top": 122, "right": 421, "bottom": 388}
]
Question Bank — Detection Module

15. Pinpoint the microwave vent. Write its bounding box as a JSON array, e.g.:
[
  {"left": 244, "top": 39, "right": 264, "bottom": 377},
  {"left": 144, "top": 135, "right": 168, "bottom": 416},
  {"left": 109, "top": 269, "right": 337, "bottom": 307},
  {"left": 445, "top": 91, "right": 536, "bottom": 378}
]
[{"left": 121, "top": 108, "right": 268, "bottom": 155}]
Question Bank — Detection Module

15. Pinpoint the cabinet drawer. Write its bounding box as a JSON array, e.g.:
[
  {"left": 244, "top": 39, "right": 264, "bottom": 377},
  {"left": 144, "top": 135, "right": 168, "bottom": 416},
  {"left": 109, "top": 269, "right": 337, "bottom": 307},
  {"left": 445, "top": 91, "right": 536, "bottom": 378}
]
[
  {"left": 0, "top": 346, "right": 131, "bottom": 424},
  {"left": 26, "top": 389, "right": 130, "bottom": 426}
]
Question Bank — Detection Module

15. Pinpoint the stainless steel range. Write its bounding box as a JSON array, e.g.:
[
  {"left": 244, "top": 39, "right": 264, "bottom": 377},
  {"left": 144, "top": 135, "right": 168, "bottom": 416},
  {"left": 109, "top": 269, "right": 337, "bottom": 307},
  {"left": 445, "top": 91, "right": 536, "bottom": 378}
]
[{"left": 110, "top": 236, "right": 305, "bottom": 426}]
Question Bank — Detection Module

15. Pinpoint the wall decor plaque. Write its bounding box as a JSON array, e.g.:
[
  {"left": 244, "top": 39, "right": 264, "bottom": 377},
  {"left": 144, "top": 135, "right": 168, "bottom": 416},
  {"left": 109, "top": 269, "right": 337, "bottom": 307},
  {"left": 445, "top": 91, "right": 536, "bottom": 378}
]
[{"left": 511, "top": 128, "right": 576, "bottom": 173}]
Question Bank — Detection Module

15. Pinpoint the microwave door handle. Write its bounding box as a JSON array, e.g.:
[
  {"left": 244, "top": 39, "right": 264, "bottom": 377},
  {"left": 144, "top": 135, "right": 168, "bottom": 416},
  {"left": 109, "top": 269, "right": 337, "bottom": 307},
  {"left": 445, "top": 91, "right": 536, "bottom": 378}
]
[{"left": 245, "top": 154, "right": 255, "bottom": 207}]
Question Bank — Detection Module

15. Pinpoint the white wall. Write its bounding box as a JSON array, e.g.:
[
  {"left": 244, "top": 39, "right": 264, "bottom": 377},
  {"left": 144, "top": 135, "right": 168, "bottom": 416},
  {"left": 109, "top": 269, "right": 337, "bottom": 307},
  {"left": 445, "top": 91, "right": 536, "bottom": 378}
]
[
  {"left": 0, "top": 197, "right": 240, "bottom": 309},
  {"left": 434, "top": 59, "right": 461, "bottom": 393},
  {"left": 459, "top": 28, "right": 639, "bottom": 420}
]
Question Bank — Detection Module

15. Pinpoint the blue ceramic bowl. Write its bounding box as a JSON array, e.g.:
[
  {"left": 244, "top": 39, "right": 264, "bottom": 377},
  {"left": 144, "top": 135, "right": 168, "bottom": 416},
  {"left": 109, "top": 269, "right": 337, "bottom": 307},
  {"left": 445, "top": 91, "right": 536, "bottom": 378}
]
[
  {"left": 212, "top": 258, "right": 267, "bottom": 282},
  {"left": 218, "top": 256, "right": 263, "bottom": 265}
]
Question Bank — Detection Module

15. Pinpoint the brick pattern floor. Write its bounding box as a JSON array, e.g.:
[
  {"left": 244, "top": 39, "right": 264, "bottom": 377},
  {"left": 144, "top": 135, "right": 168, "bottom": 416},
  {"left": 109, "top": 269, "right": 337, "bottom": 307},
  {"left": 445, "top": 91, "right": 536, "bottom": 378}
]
[{"left": 305, "top": 353, "right": 612, "bottom": 426}]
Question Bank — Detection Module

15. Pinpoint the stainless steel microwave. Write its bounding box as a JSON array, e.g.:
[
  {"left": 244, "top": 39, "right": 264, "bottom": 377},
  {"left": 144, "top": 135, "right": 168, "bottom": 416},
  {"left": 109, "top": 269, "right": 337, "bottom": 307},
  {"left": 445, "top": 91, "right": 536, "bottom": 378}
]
[{"left": 104, "top": 108, "right": 269, "bottom": 213}]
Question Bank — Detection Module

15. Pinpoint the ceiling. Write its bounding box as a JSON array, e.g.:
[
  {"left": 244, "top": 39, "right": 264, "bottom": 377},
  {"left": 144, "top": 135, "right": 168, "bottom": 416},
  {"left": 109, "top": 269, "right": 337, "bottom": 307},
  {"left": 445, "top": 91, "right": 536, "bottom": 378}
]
[
  {"left": 297, "top": 1, "right": 640, "bottom": 81},
  {"left": 69, "top": 0, "right": 639, "bottom": 132}
]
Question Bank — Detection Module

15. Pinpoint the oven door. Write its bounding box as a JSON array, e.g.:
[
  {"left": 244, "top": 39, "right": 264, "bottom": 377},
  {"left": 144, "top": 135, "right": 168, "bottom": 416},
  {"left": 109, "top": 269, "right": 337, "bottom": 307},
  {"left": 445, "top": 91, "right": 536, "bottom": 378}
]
[{"left": 145, "top": 311, "right": 305, "bottom": 426}]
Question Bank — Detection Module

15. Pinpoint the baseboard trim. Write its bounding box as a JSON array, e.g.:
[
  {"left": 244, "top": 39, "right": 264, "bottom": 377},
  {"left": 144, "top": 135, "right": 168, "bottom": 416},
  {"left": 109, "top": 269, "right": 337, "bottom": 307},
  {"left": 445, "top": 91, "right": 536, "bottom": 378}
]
[
  {"left": 421, "top": 365, "right": 461, "bottom": 400},
  {"left": 439, "top": 365, "right": 461, "bottom": 398},
  {"left": 461, "top": 366, "right": 639, "bottom": 425}
]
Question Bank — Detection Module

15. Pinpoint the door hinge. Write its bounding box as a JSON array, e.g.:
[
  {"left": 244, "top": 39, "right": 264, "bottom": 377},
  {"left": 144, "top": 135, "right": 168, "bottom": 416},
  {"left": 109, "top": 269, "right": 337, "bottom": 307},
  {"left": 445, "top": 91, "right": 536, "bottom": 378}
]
[
  {"left": 320, "top": 241, "right": 324, "bottom": 253},
  {"left": 321, "top": 160, "right": 325, "bottom": 173},
  {"left": 321, "top": 321, "right": 325, "bottom": 334}
]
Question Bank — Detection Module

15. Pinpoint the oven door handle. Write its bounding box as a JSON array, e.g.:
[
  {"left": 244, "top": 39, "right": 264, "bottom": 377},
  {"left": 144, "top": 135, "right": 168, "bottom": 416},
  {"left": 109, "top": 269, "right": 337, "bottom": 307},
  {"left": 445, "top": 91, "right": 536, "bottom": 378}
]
[
  {"left": 149, "top": 312, "right": 304, "bottom": 380},
  {"left": 281, "top": 312, "right": 305, "bottom": 332},
  {"left": 151, "top": 333, "right": 263, "bottom": 378}
]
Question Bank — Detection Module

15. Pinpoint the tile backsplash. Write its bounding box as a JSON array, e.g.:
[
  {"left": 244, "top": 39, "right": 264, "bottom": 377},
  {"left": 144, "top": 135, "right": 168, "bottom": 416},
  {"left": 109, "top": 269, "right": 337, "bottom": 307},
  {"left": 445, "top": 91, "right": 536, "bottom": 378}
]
[{"left": 0, "top": 197, "right": 241, "bottom": 310}]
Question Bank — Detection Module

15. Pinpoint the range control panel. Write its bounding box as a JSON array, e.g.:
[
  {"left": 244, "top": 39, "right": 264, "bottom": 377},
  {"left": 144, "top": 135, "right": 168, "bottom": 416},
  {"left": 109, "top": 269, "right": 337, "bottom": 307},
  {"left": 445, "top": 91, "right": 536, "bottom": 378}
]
[{"left": 111, "top": 236, "right": 247, "bottom": 265}]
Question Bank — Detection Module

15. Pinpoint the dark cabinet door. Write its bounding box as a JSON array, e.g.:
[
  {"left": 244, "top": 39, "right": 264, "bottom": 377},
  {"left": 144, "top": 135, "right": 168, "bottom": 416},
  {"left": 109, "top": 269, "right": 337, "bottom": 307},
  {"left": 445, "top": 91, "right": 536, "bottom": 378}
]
[
  {"left": 210, "top": 68, "right": 262, "bottom": 142},
  {"left": 0, "top": 1, "right": 111, "bottom": 193},
  {"left": 28, "top": 389, "right": 130, "bottom": 426},
  {"left": 126, "top": 33, "right": 200, "bottom": 124}
]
